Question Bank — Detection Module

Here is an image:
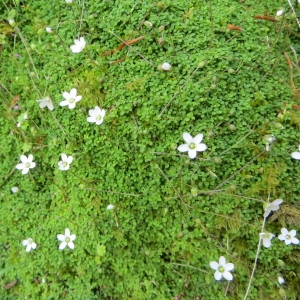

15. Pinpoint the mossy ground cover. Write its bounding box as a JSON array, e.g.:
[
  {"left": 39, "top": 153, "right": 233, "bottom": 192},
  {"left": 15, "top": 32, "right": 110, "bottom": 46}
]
[{"left": 0, "top": 0, "right": 300, "bottom": 299}]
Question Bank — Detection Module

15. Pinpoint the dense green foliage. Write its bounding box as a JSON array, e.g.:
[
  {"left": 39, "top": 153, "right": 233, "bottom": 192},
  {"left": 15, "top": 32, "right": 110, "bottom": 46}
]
[{"left": 0, "top": 0, "right": 299, "bottom": 299}]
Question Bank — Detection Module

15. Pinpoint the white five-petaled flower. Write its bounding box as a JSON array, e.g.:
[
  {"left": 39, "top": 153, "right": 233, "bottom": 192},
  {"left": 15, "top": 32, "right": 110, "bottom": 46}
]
[
  {"left": 70, "top": 37, "right": 86, "bottom": 53},
  {"left": 58, "top": 153, "right": 73, "bottom": 171},
  {"left": 59, "top": 88, "right": 82, "bottom": 109},
  {"left": 259, "top": 232, "right": 275, "bottom": 248},
  {"left": 107, "top": 204, "right": 114, "bottom": 210},
  {"left": 11, "top": 186, "right": 19, "bottom": 193},
  {"left": 291, "top": 148, "right": 300, "bottom": 160},
  {"left": 161, "top": 62, "right": 172, "bottom": 71},
  {"left": 278, "top": 228, "right": 299, "bottom": 245},
  {"left": 278, "top": 276, "right": 285, "bottom": 284},
  {"left": 22, "top": 238, "right": 37, "bottom": 252},
  {"left": 16, "top": 154, "right": 36, "bottom": 174},
  {"left": 263, "top": 199, "right": 283, "bottom": 218},
  {"left": 276, "top": 9, "right": 285, "bottom": 17},
  {"left": 178, "top": 132, "right": 207, "bottom": 159},
  {"left": 57, "top": 228, "right": 76, "bottom": 250},
  {"left": 37, "top": 96, "right": 54, "bottom": 111},
  {"left": 87, "top": 106, "right": 106, "bottom": 125},
  {"left": 210, "top": 256, "right": 234, "bottom": 281}
]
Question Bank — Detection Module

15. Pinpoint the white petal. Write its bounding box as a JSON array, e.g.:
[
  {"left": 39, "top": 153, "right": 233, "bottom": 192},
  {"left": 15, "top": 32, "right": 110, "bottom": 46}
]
[
  {"left": 16, "top": 163, "right": 24, "bottom": 170},
  {"left": 75, "top": 95, "right": 82, "bottom": 102},
  {"left": 178, "top": 144, "right": 189, "bottom": 152},
  {"left": 285, "top": 239, "right": 291, "bottom": 245},
  {"left": 67, "top": 156, "right": 73, "bottom": 164},
  {"left": 62, "top": 92, "right": 70, "bottom": 100},
  {"left": 22, "top": 240, "right": 29, "bottom": 246},
  {"left": 70, "top": 88, "right": 77, "bottom": 98},
  {"left": 225, "top": 263, "right": 234, "bottom": 271},
  {"left": 290, "top": 229, "right": 297, "bottom": 237},
  {"left": 263, "top": 239, "right": 271, "bottom": 248},
  {"left": 223, "top": 271, "right": 233, "bottom": 281},
  {"left": 22, "top": 168, "right": 29, "bottom": 174},
  {"left": 182, "top": 132, "right": 193, "bottom": 144},
  {"left": 31, "top": 242, "right": 37, "bottom": 249},
  {"left": 68, "top": 102, "right": 76, "bottom": 109},
  {"left": 219, "top": 256, "right": 226, "bottom": 266},
  {"left": 30, "top": 162, "right": 36, "bottom": 169},
  {"left": 214, "top": 271, "right": 222, "bottom": 281},
  {"left": 68, "top": 241, "right": 75, "bottom": 249},
  {"left": 196, "top": 143, "right": 207, "bottom": 152},
  {"left": 291, "top": 237, "right": 299, "bottom": 244},
  {"left": 20, "top": 155, "right": 28, "bottom": 163},
  {"left": 39, "top": 101, "right": 47, "bottom": 108},
  {"left": 59, "top": 242, "right": 67, "bottom": 250},
  {"left": 281, "top": 228, "right": 288, "bottom": 235},
  {"left": 70, "top": 234, "right": 76, "bottom": 241},
  {"left": 96, "top": 119, "right": 104, "bottom": 125},
  {"left": 26, "top": 245, "right": 32, "bottom": 252},
  {"left": 27, "top": 154, "right": 33, "bottom": 163},
  {"left": 61, "top": 153, "right": 67, "bottom": 161},
  {"left": 59, "top": 100, "right": 69, "bottom": 107},
  {"left": 278, "top": 234, "right": 285, "bottom": 241},
  {"left": 210, "top": 261, "right": 219, "bottom": 270},
  {"left": 65, "top": 228, "right": 71, "bottom": 237},
  {"left": 57, "top": 234, "right": 65, "bottom": 241},
  {"left": 188, "top": 149, "right": 197, "bottom": 159},
  {"left": 87, "top": 117, "right": 96, "bottom": 123},
  {"left": 47, "top": 101, "right": 54, "bottom": 111},
  {"left": 70, "top": 45, "right": 79, "bottom": 53},
  {"left": 291, "top": 152, "right": 300, "bottom": 159},
  {"left": 273, "top": 199, "right": 283, "bottom": 206},
  {"left": 194, "top": 134, "right": 204, "bottom": 144}
]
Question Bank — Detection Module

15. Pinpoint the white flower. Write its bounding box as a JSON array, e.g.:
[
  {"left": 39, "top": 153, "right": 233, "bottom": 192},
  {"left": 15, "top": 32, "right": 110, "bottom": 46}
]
[
  {"left": 11, "top": 187, "right": 19, "bottom": 193},
  {"left": 276, "top": 9, "right": 285, "bottom": 17},
  {"left": 259, "top": 232, "right": 275, "bottom": 248},
  {"left": 70, "top": 37, "right": 86, "bottom": 53},
  {"left": 45, "top": 27, "right": 53, "bottom": 33},
  {"left": 22, "top": 238, "right": 37, "bottom": 252},
  {"left": 291, "top": 152, "right": 300, "bottom": 160},
  {"left": 177, "top": 132, "right": 207, "bottom": 159},
  {"left": 278, "top": 228, "right": 299, "bottom": 245},
  {"left": 263, "top": 199, "right": 283, "bottom": 218},
  {"left": 58, "top": 153, "right": 73, "bottom": 170},
  {"left": 107, "top": 204, "right": 114, "bottom": 210},
  {"left": 37, "top": 96, "right": 54, "bottom": 111},
  {"left": 9, "top": 19, "right": 15, "bottom": 26},
  {"left": 87, "top": 106, "right": 106, "bottom": 125},
  {"left": 278, "top": 276, "right": 285, "bottom": 284},
  {"left": 59, "top": 88, "right": 82, "bottom": 109},
  {"left": 57, "top": 228, "right": 76, "bottom": 250},
  {"left": 16, "top": 154, "right": 36, "bottom": 175},
  {"left": 210, "top": 256, "right": 234, "bottom": 281},
  {"left": 161, "top": 62, "right": 172, "bottom": 71}
]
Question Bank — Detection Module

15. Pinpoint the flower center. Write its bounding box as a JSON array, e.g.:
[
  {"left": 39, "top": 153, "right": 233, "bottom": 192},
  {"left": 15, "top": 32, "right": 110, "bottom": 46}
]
[
  {"left": 69, "top": 98, "right": 75, "bottom": 103},
  {"left": 286, "top": 234, "right": 291, "bottom": 240},
  {"left": 265, "top": 233, "right": 270, "bottom": 238},
  {"left": 189, "top": 143, "right": 196, "bottom": 149},
  {"left": 63, "top": 162, "right": 68, "bottom": 167},
  {"left": 96, "top": 115, "right": 102, "bottom": 121},
  {"left": 26, "top": 163, "right": 31, "bottom": 168},
  {"left": 65, "top": 237, "right": 70, "bottom": 243},
  {"left": 218, "top": 266, "right": 225, "bottom": 273}
]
